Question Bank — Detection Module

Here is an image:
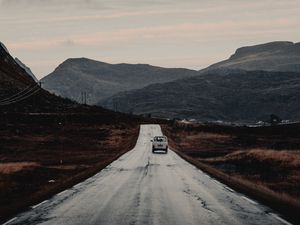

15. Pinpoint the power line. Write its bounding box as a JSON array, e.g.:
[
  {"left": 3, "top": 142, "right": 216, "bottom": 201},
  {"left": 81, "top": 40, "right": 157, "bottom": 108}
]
[
  {"left": 0, "top": 85, "right": 39, "bottom": 105},
  {"left": 0, "top": 85, "right": 41, "bottom": 105},
  {"left": 0, "top": 85, "right": 39, "bottom": 104},
  {"left": 0, "top": 87, "right": 41, "bottom": 105},
  {"left": 0, "top": 83, "right": 37, "bottom": 103}
]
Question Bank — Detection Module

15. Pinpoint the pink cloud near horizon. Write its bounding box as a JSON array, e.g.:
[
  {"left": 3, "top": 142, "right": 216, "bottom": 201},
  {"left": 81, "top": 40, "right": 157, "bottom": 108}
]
[{"left": 1, "top": 0, "right": 300, "bottom": 78}]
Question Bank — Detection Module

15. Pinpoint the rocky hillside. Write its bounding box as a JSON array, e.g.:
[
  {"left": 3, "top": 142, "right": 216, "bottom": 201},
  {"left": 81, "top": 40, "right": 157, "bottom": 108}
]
[
  {"left": 101, "top": 70, "right": 300, "bottom": 122},
  {"left": 41, "top": 58, "right": 197, "bottom": 104},
  {"left": 0, "top": 42, "right": 108, "bottom": 113},
  {"left": 100, "top": 41, "right": 300, "bottom": 122},
  {"left": 205, "top": 41, "right": 300, "bottom": 72},
  {"left": 14, "top": 57, "right": 38, "bottom": 82},
  {"left": 0, "top": 42, "right": 79, "bottom": 113},
  {"left": 0, "top": 42, "right": 36, "bottom": 90}
]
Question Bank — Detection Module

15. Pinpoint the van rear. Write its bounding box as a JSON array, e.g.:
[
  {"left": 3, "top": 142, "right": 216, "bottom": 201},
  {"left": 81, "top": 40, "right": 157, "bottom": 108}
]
[{"left": 152, "top": 136, "right": 168, "bottom": 154}]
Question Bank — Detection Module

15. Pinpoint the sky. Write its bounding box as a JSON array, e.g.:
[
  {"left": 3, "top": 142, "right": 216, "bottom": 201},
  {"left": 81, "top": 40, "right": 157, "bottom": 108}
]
[{"left": 1, "top": 0, "right": 300, "bottom": 79}]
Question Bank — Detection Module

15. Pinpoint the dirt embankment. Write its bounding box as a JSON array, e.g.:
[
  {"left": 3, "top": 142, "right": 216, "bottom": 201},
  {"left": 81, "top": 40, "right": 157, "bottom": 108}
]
[
  {"left": 0, "top": 113, "right": 140, "bottom": 222},
  {"left": 162, "top": 122, "right": 300, "bottom": 224}
]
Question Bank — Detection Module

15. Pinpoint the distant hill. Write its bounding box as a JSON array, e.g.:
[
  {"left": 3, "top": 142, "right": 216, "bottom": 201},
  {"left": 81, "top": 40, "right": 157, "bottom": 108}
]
[
  {"left": 205, "top": 41, "right": 300, "bottom": 72},
  {"left": 41, "top": 58, "right": 197, "bottom": 104},
  {"left": 0, "top": 41, "right": 152, "bottom": 126},
  {"left": 101, "top": 70, "right": 300, "bottom": 122},
  {"left": 100, "top": 41, "right": 300, "bottom": 122},
  {"left": 0, "top": 41, "right": 79, "bottom": 113},
  {"left": 0, "top": 42, "right": 105, "bottom": 113}
]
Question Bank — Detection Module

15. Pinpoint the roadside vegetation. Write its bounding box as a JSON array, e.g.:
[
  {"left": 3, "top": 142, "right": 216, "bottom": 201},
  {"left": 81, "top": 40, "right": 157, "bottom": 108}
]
[
  {"left": 0, "top": 113, "right": 141, "bottom": 222},
  {"left": 162, "top": 122, "right": 300, "bottom": 224}
]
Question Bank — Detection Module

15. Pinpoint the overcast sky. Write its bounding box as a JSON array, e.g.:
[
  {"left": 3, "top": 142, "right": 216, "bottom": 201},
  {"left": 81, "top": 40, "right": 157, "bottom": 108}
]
[{"left": 1, "top": 0, "right": 300, "bottom": 79}]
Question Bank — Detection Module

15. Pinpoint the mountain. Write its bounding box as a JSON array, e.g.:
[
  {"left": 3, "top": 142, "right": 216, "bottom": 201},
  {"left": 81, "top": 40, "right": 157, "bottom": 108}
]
[
  {"left": 0, "top": 42, "right": 9, "bottom": 54},
  {"left": 100, "top": 41, "right": 300, "bottom": 122},
  {"left": 0, "top": 41, "right": 36, "bottom": 94},
  {"left": 14, "top": 58, "right": 39, "bottom": 82},
  {"left": 0, "top": 41, "right": 149, "bottom": 126},
  {"left": 205, "top": 41, "right": 300, "bottom": 72},
  {"left": 0, "top": 41, "right": 80, "bottom": 113},
  {"left": 41, "top": 58, "right": 197, "bottom": 104},
  {"left": 101, "top": 70, "right": 300, "bottom": 122}
]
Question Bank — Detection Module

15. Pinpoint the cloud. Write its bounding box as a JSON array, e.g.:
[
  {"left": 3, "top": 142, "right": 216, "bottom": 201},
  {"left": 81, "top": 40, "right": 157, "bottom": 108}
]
[
  {"left": 1, "top": 0, "right": 94, "bottom": 6},
  {"left": 1, "top": 0, "right": 300, "bottom": 77},
  {"left": 6, "top": 16, "right": 300, "bottom": 51},
  {"left": 60, "top": 39, "right": 77, "bottom": 47},
  {"left": 0, "top": 0, "right": 172, "bottom": 10}
]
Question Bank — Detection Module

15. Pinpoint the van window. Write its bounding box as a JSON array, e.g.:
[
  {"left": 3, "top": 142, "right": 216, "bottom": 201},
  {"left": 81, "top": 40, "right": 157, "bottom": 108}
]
[{"left": 154, "top": 136, "right": 166, "bottom": 142}]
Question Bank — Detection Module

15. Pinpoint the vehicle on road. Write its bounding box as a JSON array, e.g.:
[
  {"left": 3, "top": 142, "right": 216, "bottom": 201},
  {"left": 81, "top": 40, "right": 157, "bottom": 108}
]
[{"left": 152, "top": 135, "right": 168, "bottom": 153}]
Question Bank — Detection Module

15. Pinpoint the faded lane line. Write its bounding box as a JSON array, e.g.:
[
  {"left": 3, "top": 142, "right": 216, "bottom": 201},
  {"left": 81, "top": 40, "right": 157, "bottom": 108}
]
[
  {"left": 241, "top": 196, "right": 258, "bottom": 205},
  {"left": 223, "top": 186, "right": 235, "bottom": 193},
  {"left": 270, "top": 213, "right": 292, "bottom": 225},
  {"left": 31, "top": 200, "right": 48, "bottom": 209},
  {"left": 2, "top": 217, "right": 17, "bottom": 225}
]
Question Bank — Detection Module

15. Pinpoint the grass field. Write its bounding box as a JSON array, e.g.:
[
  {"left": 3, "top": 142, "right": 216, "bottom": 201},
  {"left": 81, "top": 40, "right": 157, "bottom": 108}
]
[
  {"left": 162, "top": 122, "right": 300, "bottom": 224},
  {"left": 0, "top": 113, "right": 140, "bottom": 222}
]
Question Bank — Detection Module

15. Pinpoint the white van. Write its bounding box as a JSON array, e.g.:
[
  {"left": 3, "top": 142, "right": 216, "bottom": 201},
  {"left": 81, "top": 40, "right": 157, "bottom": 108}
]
[{"left": 152, "top": 136, "right": 168, "bottom": 153}]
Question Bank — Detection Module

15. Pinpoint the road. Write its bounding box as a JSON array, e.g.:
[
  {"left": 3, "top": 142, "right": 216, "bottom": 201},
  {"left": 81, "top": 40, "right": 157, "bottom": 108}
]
[{"left": 5, "top": 125, "right": 290, "bottom": 225}]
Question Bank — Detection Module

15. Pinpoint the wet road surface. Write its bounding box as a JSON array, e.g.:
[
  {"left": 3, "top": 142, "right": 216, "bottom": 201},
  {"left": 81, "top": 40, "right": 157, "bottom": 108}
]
[{"left": 4, "top": 125, "right": 290, "bottom": 225}]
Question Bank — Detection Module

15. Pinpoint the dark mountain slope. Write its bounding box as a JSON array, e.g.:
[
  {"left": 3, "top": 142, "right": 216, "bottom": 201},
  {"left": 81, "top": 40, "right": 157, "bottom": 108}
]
[
  {"left": 41, "top": 58, "right": 197, "bottom": 104},
  {"left": 205, "top": 41, "right": 300, "bottom": 72},
  {"left": 101, "top": 70, "right": 300, "bottom": 122},
  {"left": 0, "top": 42, "right": 81, "bottom": 113},
  {"left": 0, "top": 42, "right": 119, "bottom": 115}
]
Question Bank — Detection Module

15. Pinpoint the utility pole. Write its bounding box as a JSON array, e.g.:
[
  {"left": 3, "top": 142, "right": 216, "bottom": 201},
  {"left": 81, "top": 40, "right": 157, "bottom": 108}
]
[
  {"left": 113, "top": 100, "right": 118, "bottom": 112},
  {"left": 81, "top": 91, "right": 88, "bottom": 105}
]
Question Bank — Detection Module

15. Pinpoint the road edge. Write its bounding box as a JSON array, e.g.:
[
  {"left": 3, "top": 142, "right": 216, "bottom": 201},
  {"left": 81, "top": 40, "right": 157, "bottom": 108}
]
[
  {"left": 169, "top": 147, "right": 298, "bottom": 225},
  {"left": 1, "top": 126, "right": 141, "bottom": 224}
]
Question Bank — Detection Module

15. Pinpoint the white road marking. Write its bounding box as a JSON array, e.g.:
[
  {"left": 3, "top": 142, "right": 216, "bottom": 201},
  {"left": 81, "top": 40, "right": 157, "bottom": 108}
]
[
  {"left": 270, "top": 213, "right": 292, "bottom": 225},
  {"left": 2, "top": 217, "right": 17, "bottom": 225},
  {"left": 224, "top": 186, "right": 235, "bottom": 193},
  {"left": 31, "top": 200, "right": 48, "bottom": 209},
  {"left": 241, "top": 196, "right": 258, "bottom": 205}
]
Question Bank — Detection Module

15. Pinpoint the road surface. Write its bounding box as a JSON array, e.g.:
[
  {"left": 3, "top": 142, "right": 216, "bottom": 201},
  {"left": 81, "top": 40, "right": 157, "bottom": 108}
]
[{"left": 4, "top": 125, "right": 290, "bottom": 225}]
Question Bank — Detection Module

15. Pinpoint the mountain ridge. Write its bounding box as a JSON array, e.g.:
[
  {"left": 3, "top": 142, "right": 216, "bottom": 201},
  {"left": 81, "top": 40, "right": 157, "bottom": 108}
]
[
  {"left": 99, "top": 41, "right": 300, "bottom": 122},
  {"left": 41, "top": 58, "right": 198, "bottom": 104},
  {"left": 100, "top": 70, "right": 300, "bottom": 122},
  {"left": 206, "top": 41, "right": 300, "bottom": 72},
  {"left": 0, "top": 41, "right": 82, "bottom": 113}
]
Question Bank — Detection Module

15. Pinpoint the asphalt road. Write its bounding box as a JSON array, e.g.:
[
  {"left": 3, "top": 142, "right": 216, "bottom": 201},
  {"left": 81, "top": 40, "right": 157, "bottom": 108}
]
[{"left": 4, "top": 125, "right": 290, "bottom": 225}]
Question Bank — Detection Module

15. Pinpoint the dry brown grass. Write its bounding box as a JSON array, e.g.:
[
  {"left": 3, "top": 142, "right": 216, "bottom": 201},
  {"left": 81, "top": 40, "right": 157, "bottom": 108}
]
[
  {"left": 186, "top": 132, "right": 230, "bottom": 140},
  {"left": 0, "top": 114, "right": 140, "bottom": 223},
  {"left": 162, "top": 123, "right": 300, "bottom": 224},
  {"left": 171, "top": 146, "right": 300, "bottom": 224},
  {"left": 207, "top": 149, "right": 300, "bottom": 168},
  {"left": 0, "top": 162, "right": 40, "bottom": 174}
]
